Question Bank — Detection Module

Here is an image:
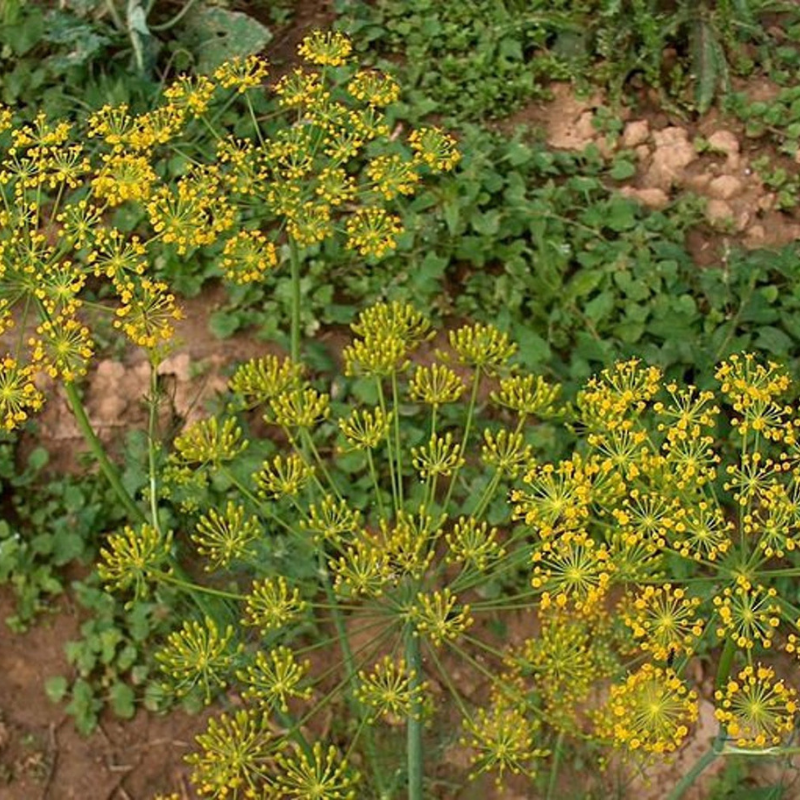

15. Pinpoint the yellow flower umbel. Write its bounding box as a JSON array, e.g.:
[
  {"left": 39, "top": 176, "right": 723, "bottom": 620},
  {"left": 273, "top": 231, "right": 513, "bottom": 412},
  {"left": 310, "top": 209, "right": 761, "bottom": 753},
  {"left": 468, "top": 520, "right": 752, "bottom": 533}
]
[
  {"left": 186, "top": 710, "right": 276, "bottom": 797},
  {"left": 596, "top": 664, "right": 698, "bottom": 755},
  {"left": 715, "top": 665, "right": 797, "bottom": 748},
  {"left": 156, "top": 617, "right": 242, "bottom": 702}
]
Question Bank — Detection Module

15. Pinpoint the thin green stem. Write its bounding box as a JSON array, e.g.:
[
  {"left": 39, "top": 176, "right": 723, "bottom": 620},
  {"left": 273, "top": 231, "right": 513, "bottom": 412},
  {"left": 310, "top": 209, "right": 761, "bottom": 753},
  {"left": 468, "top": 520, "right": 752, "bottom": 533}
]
[
  {"left": 366, "top": 448, "right": 387, "bottom": 519},
  {"left": 405, "top": 629, "right": 424, "bottom": 800},
  {"left": 443, "top": 367, "right": 482, "bottom": 510},
  {"left": 546, "top": 730, "right": 566, "bottom": 800},
  {"left": 289, "top": 239, "right": 303, "bottom": 363},
  {"left": 319, "top": 553, "right": 389, "bottom": 795},
  {"left": 470, "top": 469, "right": 502, "bottom": 521},
  {"left": 300, "top": 428, "right": 341, "bottom": 500},
  {"left": 62, "top": 381, "right": 145, "bottom": 524},
  {"left": 147, "top": 364, "right": 162, "bottom": 532},
  {"left": 154, "top": 570, "right": 244, "bottom": 601},
  {"left": 149, "top": 0, "right": 203, "bottom": 31},
  {"left": 377, "top": 379, "right": 399, "bottom": 512},
  {"left": 391, "top": 371, "right": 404, "bottom": 508}
]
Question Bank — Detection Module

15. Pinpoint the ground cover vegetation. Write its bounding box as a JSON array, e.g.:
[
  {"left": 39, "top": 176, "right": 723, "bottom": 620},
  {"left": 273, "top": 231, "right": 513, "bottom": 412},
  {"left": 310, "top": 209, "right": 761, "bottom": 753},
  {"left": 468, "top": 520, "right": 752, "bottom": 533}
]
[{"left": 3, "top": 0, "right": 800, "bottom": 797}]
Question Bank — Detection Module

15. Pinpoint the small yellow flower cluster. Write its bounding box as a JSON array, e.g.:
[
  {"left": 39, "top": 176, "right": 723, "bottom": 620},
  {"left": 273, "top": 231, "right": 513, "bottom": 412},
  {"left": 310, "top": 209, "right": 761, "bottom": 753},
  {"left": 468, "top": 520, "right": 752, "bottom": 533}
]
[
  {"left": 220, "top": 229, "right": 278, "bottom": 284},
  {"left": 355, "top": 656, "right": 428, "bottom": 722},
  {"left": 254, "top": 453, "right": 315, "bottom": 499},
  {"left": 597, "top": 664, "right": 698, "bottom": 755},
  {"left": 98, "top": 523, "right": 173, "bottom": 603},
  {"left": 244, "top": 576, "right": 308, "bottom": 634},
  {"left": 715, "top": 664, "right": 797, "bottom": 748},
  {"left": 191, "top": 501, "right": 261, "bottom": 570},
  {"left": 238, "top": 646, "right": 312, "bottom": 712},
  {"left": 622, "top": 584, "right": 704, "bottom": 661},
  {"left": 156, "top": 617, "right": 242, "bottom": 702}
]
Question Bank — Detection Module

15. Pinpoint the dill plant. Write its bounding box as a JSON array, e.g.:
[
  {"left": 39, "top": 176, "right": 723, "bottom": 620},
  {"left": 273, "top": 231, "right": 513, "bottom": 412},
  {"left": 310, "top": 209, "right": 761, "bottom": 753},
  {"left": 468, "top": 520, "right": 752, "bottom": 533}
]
[
  {"left": 116, "top": 345, "right": 800, "bottom": 797},
  {"left": 0, "top": 28, "right": 458, "bottom": 454},
  {"left": 99, "top": 301, "right": 564, "bottom": 797}
]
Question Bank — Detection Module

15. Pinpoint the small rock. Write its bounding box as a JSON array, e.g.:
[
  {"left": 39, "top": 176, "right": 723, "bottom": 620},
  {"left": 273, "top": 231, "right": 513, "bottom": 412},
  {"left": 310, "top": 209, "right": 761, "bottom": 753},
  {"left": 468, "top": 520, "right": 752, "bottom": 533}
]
[
  {"left": 685, "top": 174, "right": 712, "bottom": 192},
  {"left": 622, "top": 119, "right": 650, "bottom": 148},
  {"left": 743, "top": 224, "right": 766, "bottom": 249},
  {"left": 706, "top": 130, "right": 740, "bottom": 157},
  {"left": 620, "top": 186, "right": 670, "bottom": 209},
  {"left": 644, "top": 128, "right": 698, "bottom": 190},
  {"left": 635, "top": 144, "right": 651, "bottom": 162},
  {"left": 574, "top": 110, "right": 596, "bottom": 142},
  {"left": 758, "top": 193, "right": 776, "bottom": 212},
  {"left": 707, "top": 175, "right": 744, "bottom": 200},
  {"left": 652, "top": 126, "right": 691, "bottom": 147},
  {"left": 705, "top": 199, "right": 735, "bottom": 226}
]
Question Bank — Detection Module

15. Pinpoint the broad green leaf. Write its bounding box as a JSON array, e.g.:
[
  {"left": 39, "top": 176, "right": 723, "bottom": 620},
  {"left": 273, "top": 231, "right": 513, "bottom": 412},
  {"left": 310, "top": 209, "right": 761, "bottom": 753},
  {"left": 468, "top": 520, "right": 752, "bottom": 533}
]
[
  {"left": 754, "top": 325, "right": 794, "bottom": 355},
  {"left": 583, "top": 290, "right": 615, "bottom": 324},
  {"left": 182, "top": 7, "right": 272, "bottom": 74},
  {"left": 609, "top": 158, "right": 637, "bottom": 180}
]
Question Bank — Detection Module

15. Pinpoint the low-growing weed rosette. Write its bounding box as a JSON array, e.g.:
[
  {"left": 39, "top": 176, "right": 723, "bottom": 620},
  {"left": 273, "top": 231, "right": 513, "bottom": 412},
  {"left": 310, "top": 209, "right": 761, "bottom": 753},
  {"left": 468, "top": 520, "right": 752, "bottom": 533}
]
[{"left": 100, "top": 301, "right": 565, "bottom": 797}]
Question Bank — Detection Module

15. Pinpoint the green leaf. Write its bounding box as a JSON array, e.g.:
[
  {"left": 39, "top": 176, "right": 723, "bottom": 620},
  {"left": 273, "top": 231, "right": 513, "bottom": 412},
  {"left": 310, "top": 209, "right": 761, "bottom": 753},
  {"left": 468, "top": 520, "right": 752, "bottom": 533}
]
[
  {"left": 691, "top": 16, "right": 722, "bottom": 114},
  {"left": 182, "top": 7, "right": 273, "bottom": 74},
  {"left": 109, "top": 682, "right": 136, "bottom": 720},
  {"left": 754, "top": 325, "right": 794, "bottom": 355},
  {"left": 66, "top": 678, "right": 102, "bottom": 735},
  {"left": 45, "top": 675, "right": 69, "bottom": 703},
  {"left": 569, "top": 270, "right": 604, "bottom": 298},
  {"left": 443, "top": 200, "right": 460, "bottom": 236},
  {"left": 583, "top": 291, "right": 615, "bottom": 324},
  {"left": 505, "top": 141, "right": 532, "bottom": 166},
  {"left": 609, "top": 158, "right": 637, "bottom": 180},
  {"left": 470, "top": 210, "right": 501, "bottom": 236},
  {"left": 209, "top": 309, "right": 243, "bottom": 339}
]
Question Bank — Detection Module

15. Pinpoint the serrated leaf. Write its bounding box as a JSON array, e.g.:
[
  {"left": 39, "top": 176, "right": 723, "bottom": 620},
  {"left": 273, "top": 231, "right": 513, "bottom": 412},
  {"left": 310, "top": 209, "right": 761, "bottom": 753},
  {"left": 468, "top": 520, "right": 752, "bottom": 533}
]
[{"left": 691, "top": 17, "right": 723, "bottom": 114}]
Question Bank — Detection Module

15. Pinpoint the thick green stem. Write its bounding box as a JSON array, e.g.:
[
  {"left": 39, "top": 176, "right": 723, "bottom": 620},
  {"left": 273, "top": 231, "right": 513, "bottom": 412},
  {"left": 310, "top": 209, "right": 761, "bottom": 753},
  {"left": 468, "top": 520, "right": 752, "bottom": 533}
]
[
  {"left": 667, "top": 636, "right": 737, "bottom": 800},
  {"left": 406, "top": 630, "right": 424, "bottom": 800},
  {"left": 289, "top": 239, "right": 302, "bottom": 363},
  {"left": 63, "top": 381, "right": 145, "bottom": 524},
  {"left": 665, "top": 735, "right": 723, "bottom": 800}
]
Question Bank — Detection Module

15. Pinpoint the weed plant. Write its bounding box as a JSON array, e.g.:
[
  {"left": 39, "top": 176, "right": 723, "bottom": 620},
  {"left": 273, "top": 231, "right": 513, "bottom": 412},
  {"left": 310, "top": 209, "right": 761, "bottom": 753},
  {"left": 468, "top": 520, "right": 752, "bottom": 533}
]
[{"left": 338, "top": 0, "right": 800, "bottom": 120}]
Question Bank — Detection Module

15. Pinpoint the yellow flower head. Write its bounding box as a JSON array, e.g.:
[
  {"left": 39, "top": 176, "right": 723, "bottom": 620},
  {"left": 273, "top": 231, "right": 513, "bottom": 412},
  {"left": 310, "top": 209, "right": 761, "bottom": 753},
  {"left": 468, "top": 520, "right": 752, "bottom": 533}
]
[{"left": 297, "top": 30, "right": 353, "bottom": 67}]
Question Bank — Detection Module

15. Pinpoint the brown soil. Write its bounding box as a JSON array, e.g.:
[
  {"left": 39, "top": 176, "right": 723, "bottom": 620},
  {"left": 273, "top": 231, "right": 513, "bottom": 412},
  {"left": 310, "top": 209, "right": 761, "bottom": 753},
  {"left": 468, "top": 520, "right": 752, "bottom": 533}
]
[{"left": 0, "top": 591, "right": 207, "bottom": 799}]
